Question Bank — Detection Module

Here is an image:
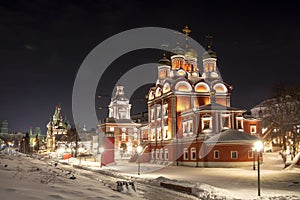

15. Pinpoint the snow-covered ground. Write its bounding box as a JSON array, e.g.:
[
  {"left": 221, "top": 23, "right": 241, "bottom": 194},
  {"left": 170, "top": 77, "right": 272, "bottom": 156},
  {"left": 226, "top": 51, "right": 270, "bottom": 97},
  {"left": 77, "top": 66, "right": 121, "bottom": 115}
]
[
  {"left": 1, "top": 150, "right": 300, "bottom": 200},
  {"left": 0, "top": 151, "right": 142, "bottom": 200}
]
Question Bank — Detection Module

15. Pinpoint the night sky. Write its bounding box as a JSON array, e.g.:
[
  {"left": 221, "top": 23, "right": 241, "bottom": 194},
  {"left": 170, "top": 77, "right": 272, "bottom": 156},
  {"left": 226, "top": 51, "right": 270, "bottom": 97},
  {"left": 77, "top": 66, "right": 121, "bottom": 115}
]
[{"left": 1, "top": 0, "right": 299, "bottom": 133}]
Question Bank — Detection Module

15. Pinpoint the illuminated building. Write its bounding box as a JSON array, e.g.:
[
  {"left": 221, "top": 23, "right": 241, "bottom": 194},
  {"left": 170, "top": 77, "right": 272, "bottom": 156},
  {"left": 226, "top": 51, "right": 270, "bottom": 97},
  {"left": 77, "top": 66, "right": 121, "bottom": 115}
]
[
  {"left": 99, "top": 86, "right": 141, "bottom": 160},
  {"left": 141, "top": 27, "right": 262, "bottom": 167},
  {"left": 46, "top": 105, "right": 69, "bottom": 151}
]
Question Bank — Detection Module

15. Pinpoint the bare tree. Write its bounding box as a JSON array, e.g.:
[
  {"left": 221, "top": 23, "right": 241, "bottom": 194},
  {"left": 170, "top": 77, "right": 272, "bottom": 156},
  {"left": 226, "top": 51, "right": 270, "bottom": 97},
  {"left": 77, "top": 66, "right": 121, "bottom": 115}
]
[{"left": 262, "top": 82, "right": 300, "bottom": 155}]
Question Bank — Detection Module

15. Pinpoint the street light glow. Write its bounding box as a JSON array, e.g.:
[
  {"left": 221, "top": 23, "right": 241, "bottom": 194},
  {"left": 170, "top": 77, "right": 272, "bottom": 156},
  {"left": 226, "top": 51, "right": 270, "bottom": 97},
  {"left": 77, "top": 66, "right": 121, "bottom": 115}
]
[
  {"left": 99, "top": 147, "right": 104, "bottom": 153},
  {"left": 99, "top": 147, "right": 104, "bottom": 168},
  {"left": 254, "top": 141, "right": 263, "bottom": 152},
  {"left": 137, "top": 145, "right": 143, "bottom": 154}
]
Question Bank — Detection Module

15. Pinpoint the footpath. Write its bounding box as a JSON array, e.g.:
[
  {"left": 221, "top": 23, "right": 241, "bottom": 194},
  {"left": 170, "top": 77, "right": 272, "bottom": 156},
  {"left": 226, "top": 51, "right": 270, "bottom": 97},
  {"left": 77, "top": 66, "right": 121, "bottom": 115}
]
[{"left": 55, "top": 153, "right": 300, "bottom": 200}]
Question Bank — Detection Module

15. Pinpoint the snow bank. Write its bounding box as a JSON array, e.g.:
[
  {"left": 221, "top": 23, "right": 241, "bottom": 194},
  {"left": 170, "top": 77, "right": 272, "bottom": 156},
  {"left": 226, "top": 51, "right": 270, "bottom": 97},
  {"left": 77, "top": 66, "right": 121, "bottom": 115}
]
[{"left": 0, "top": 151, "right": 141, "bottom": 200}]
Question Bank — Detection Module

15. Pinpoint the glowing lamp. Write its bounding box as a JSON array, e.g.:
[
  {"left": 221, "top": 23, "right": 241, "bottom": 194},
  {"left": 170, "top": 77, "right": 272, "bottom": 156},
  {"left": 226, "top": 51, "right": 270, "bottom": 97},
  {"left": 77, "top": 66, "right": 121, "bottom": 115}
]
[
  {"left": 137, "top": 145, "right": 143, "bottom": 154},
  {"left": 99, "top": 147, "right": 104, "bottom": 154},
  {"left": 254, "top": 141, "right": 263, "bottom": 152}
]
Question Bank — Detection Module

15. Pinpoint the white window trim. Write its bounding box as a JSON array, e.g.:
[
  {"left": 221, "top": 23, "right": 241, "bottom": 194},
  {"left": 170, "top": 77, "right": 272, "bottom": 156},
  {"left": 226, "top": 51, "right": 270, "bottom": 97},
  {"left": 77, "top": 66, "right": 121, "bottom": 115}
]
[
  {"left": 151, "top": 128, "right": 155, "bottom": 141},
  {"left": 190, "top": 147, "right": 196, "bottom": 160},
  {"left": 214, "top": 150, "right": 219, "bottom": 159},
  {"left": 188, "top": 120, "right": 193, "bottom": 135},
  {"left": 248, "top": 150, "right": 253, "bottom": 158},
  {"left": 221, "top": 114, "right": 231, "bottom": 130},
  {"left": 157, "top": 106, "right": 161, "bottom": 120},
  {"left": 183, "top": 119, "right": 193, "bottom": 136},
  {"left": 250, "top": 125, "right": 257, "bottom": 134},
  {"left": 156, "top": 149, "right": 160, "bottom": 159},
  {"left": 231, "top": 151, "right": 238, "bottom": 159},
  {"left": 164, "top": 149, "right": 169, "bottom": 160},
  {"left": 163, "top": 104, "right": 168, "bottom": 118},
  {"left": 183, "top": 148, "right": 189, "bottom": 160},
  {"left": 182, "top": 121, "right": 188, "bottom": 137},
  {"left": 202, "top": 116, "right": 212, "bottom": 133},
  {"left": 150, "top": 108, "right": 155, "bottom": 122},
  {"left": 160, "top": 149, "right": 164, "bottom": 160},
  {"left": 236, "top": 115, "right": 244, "bottom": 131},
  {"left": 163, "top": 126, "right": 169, "bottom": 140},
  {"left": 157, "top": 128, "right": 162, "bottom": 141}
]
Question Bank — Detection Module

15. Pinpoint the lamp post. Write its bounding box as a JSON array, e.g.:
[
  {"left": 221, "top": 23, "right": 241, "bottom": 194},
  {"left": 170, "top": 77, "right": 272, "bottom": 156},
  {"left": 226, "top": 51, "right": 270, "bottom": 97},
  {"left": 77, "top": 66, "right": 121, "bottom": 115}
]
[
  {"left": 136, "top": 145, "right": 143, "bottom": 175},
  {"left": 251, "top": 147, "right": 256, "bottom": 170},
  {"left": 99, "top": 147, "right": 104, "bottom": 168},
  {"left": 78, "top": 147, "right": 84, "bottom": 165},
  {"left": 254, "top": 140, "right": 263, "bottom": 196}
]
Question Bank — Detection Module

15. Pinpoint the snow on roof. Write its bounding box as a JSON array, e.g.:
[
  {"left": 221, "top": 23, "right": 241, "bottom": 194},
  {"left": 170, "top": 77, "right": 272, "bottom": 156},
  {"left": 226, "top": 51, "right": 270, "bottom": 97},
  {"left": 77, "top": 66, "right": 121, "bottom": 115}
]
[{"left": 204, "top": 129, "right": 261, "bottom": 144}]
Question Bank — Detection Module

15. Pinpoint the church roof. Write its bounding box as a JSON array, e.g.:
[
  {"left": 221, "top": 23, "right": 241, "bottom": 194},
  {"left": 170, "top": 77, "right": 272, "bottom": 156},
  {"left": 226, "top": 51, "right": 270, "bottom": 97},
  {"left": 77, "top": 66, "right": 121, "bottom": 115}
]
[
  {"left": 197, "top": 103, "right": 244, "bottom": 112},
  {"left": 103, "top": 117, "right": 135, "bottom": 124},
  {"left": 205, "top": 129, "right": 261, "bottom": 144}
]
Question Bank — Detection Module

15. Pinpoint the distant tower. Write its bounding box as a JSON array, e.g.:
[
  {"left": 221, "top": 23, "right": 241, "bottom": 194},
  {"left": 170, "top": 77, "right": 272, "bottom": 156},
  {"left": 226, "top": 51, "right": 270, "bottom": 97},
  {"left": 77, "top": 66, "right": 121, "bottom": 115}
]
[
  {"left": 46, "top": 105, "right": 68, "bottom": 151},
  {"left": 0, "top": 120, "right": 8, "bottom": 134},
  {"left": 108, "top": 86, "right": 131, "bottom": 119}
]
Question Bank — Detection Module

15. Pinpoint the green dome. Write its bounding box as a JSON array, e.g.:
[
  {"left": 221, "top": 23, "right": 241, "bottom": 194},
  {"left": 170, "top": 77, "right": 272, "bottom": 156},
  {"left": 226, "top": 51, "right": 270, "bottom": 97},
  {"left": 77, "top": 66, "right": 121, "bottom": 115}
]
[
  {"left": 171, "top": 44, "right": 185, "bottom": 56},
  {"left": 185, "top": 47, "right": 198, "bottom": 58},
  {"left": 202, "top": 48, "right": 217, "bottom": 59}
]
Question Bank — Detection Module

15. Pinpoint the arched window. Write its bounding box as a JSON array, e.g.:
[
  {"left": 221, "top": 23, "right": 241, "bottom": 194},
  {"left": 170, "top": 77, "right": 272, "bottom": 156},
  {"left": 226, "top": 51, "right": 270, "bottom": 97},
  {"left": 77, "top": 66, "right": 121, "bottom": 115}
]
[
  {"left": 163, "top": 83, "right": 171, "bottom": 93},
  {"left": 175, "top": 81, "right": 192, "bottom": 92},
  {"left": 195, "top": 82, "right": 210, "bottom": 93},
  {"left": 213, "top": 83, "right": 227, "bottom": 94},
  {"left": 155, "top": 87, "right": 162, "bottom": 97},
  {"left": 149, "top": 91, "right": 155, "bottom": 100},
  {"left": 118, "top": 107, "right": 126, "bottom": 119}
]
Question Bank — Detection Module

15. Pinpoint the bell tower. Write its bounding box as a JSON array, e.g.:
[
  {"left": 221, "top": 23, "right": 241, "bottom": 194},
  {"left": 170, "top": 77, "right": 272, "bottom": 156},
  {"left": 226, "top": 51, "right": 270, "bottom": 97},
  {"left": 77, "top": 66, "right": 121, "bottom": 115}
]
[{"left": 108, "top": 85, "right": 131, "bottom": 120}]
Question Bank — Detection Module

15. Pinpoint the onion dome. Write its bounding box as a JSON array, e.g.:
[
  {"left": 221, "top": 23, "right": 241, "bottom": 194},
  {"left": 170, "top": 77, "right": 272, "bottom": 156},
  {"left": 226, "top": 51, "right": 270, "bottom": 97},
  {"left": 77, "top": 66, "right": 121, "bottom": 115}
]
[
  {"left": 202, "top": 35, "right": 217, "bottom": 59},
  {"left": 185, "top": 47, "right": 198, "bottom": 58},
  {"left": 202, "top": 48, "right": 217, "bottom": 59},
  {"left": 171, "top": 42, "right": 185, "bottom": 56},
  {"left": 159, "top": 56, "right": 171, "bottom": 66}
]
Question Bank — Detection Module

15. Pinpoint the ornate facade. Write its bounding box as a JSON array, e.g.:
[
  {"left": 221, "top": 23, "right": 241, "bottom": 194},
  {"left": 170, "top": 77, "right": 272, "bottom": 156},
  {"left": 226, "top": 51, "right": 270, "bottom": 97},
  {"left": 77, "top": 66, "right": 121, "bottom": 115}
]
[
  {"left": 139, "top": 27, "right": 262, "bottom": 167},
  {"left": 99, "top": 86, "right": 141, "bottom": 160}
]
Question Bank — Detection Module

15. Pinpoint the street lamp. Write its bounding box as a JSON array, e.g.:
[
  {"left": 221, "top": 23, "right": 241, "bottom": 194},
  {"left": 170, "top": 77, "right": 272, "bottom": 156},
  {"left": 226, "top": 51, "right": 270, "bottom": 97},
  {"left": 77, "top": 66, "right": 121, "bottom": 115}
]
[
  {"left": 136, "top": 145, "right": 143, "bottom": 175},
  {"left": 251, "top": 146, "right": 256, "bottom": 170},
  {"left": 253, "top": 140, "right": 263, "bottom": 196},
  {"left": 99, "top": 147, "right": 104, "bottom": 168}
]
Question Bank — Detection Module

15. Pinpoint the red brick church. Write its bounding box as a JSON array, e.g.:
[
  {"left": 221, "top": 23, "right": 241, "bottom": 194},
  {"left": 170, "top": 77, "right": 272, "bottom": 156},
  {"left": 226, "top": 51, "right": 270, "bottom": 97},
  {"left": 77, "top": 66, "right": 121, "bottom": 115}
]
[
  {"left": 100, "top": 27, "right": 262, "bottom": 167},
  {"left": 138, "top": 27, "right": 262, "bottom": 167}
]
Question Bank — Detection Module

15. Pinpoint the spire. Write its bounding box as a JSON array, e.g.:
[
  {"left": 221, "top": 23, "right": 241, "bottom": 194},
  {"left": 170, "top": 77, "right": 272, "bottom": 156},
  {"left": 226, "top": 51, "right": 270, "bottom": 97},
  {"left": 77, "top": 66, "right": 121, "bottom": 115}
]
[
  {"left": 206, "top": 35, "right": 213, "bottom": 49},
  {"left": 202, "top": 35, "right": 217, "bottom": 59},
  {"left": 171, "top": 31, "right": 184, "bottom": 56},
  {"left": 182, "top": 26, "right": 191, "bottom": 49},
  {"left": 161, "top": 43, "right": 168, "bottom": 57},
  {"left": 159, "top": 43, "right": 171, "bottom": 66}
]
